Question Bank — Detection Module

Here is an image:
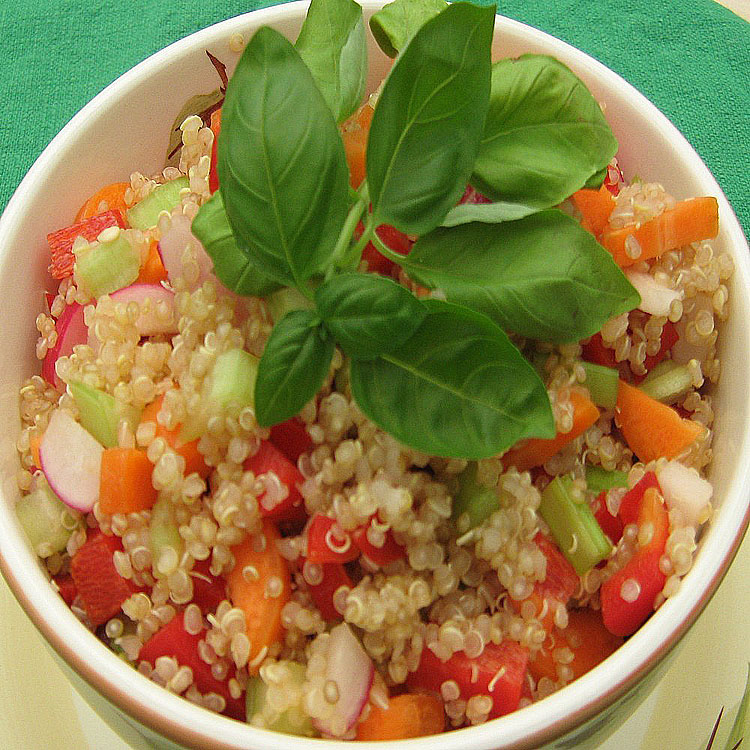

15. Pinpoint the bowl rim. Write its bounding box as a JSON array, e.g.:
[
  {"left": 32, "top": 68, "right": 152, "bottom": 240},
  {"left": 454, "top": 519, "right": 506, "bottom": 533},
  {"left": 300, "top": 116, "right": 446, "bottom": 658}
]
[{"left": 1, "top": 2, "right": 749, "bottom": 748}]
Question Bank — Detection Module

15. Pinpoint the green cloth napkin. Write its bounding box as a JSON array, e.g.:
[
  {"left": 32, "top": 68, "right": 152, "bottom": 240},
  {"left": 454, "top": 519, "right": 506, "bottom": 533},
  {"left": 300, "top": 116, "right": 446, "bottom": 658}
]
[{"left": 1, "top": 0, "right": 748, "bottom": 239}]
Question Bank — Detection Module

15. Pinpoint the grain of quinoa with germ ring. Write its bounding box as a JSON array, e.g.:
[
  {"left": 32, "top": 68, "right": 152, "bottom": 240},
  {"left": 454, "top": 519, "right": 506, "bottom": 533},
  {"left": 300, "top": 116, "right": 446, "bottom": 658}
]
[{"left": 14, "top": 0, "right": 730, "bottom": 740}]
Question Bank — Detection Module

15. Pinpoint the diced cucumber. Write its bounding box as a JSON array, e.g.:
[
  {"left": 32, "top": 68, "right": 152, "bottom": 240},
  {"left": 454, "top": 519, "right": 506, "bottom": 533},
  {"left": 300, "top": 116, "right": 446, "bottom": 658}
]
[
  {"left": 246, "top": 661, "right": 314, "bottom": 736},
  {"left": 580, "top": 360, "right": 619, "bottom": 408},
  {"left": 539, "top": 475, "right": 611, "bottom": 574},
  {"left": 126, "top": 177, "right": 190, "bottom": 230},
  {"left": 452, "top": 462, "right": 500, "bottom": 532},
  {"left": 586, "top": 465, "right": 629, "bottom": 494},
  {"left": 74, "top": 230, "right": 140, "bottom": 298},
  {"left": 149, "top": 496, "right": 184, "bottom": 578},
  {"left": 69, "top": 381, "right": 141, "bottom": 448},
  {"left": 640, "top": 360, "right": 694, "bottom": 404},
  {"left": 16, "top": 483, "right": 79, "bottom": 557},
  {"left": 266, "top": 287, "right": 315, "bottom": 324}
]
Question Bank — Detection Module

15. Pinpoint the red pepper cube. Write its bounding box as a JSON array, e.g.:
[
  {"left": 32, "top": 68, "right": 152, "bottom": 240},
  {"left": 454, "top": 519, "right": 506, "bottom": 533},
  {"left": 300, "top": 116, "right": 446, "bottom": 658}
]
[
  {"left": 303, "top": 559, "right": 354, "bottom": 622},
  {"left": 351, "top": 517, "right": 405, "bottom": 566},
  {"left": 189, "top": 558, "right": 228, "bottom": 616},
  {"left": 244, "top": 440, "right": 305, "bottom": 523},
  {"left": 269, "top": 417, "right": 314, "bottom": 463},
  {"left": 618, "top": 471, "right": 661, "bottom": 527},
  {"left": 306, "top": 514, "right": 359, "bottom": 565},
  {"left": 592, "top": 490, "right": 624, "bottom": 545}
]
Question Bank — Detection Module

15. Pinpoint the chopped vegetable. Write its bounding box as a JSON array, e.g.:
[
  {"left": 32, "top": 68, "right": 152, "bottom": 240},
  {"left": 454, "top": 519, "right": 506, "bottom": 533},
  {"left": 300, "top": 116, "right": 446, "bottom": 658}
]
[
  {"left": 304, "top": 560, "right": 352, "bottom": 622},
  {"left": 73, "top": 228, "right": 141, "bottom": 298},
  {"left": 148, "top": 495, "right": 184, "bottom": 579},
  {"left": 99, "top": 447, "right": 158, "bottom": 515},
  {"left": 244, "top": 440, "right": 305, "bottom": 522},
  {"left": 208, "top": 108, "right": 222, "bottom": 194},
  {"left": 69, "top": 381, "right": 141, "bottom": 448},
  {"left": 268, "top": 417, "right": 313, "bottom": 463},
  {"left": 74, "top": 182, "right": 130, "bottom": 222},
  {"left": 656, "top": 459, "right": 713, "bottom": 528},
  {"left": 591, "top": 490, "right": 624, "bottom": 544},
  {"left": 640, "top": 359, "right": 694, "bottom": 404},
  {"left": 341, "top": 101, "right": 373, "bottom": 189},
  {"left": 126, "top": 177, "right": 190, "bottom": 230},
  {"left": 625, "top": 268, "right": 682, "bottom": 317},
  {"left": 586, "top": 465, "right": 629, "bottom": 493},
  {"left": 581, "top": 360, "right": 620, "bottom": 408},
  {"left": 571, "top": 183, "right": 615, "bottom": 236},
  {"left": 15, "top": 482, "right": 78, "bottom": 557},
  {"left": 618, "top": 471, "right": 661, "bottom": 526},
  {"left": 452, "top": 461, "right": 500, "bottom": 532},
  {"left": 41, "top": 301, "right": 88, "bottom": 389},
  {"left": 306, "top": 514, "right": 359, "bottom": 564},
  {"left": 642, "top": 320, "right": 679, "bottom": 373},
  {"left": 246, "top": 660, "right": 314, "bottom": 736},
  {"left": 351, "top": 517, "right": 405, "bottom": 566},
  {"left": 580, "top": 332, "right": 618, "bottom": 369},
  {"left": 135, "top": 241, "right": 169, "bottom": 285},
  {"left": 356, "top": 693, "right": 445, "bottom": 740},
  {"left": 108, "top": 283, "right": 177, "bottom": 336},
  {"left": 188, "top": 558, "right": 227, "bottom": 616}
]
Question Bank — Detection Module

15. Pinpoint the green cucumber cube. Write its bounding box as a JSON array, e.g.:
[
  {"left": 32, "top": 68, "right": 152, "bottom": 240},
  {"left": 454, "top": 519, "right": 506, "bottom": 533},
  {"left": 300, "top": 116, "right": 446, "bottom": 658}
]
[
  {"left": 74, "top": 230, "right": 140, "bottom": 298},
  {"left": 16, "top": 483, "right": 79, "bottom": 557},
  {"left": 69, "top": 381, "right": 141, "bottom": 448},
  {"left": 126, "top": 177, "right": 190, "bottom": 230}
]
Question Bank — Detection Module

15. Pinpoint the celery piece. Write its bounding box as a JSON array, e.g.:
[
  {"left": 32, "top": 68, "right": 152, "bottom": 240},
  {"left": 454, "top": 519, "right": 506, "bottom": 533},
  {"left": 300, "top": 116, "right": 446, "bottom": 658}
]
[
  {"left": 126, "top": 176, "right": 190, "bottom": 230},
  {"left": 580, "top": 360, "right": 619, "bottom": 408},
  {"left": 585, "top": 464, "right": 629, "bottom": 494},
  {"left": 16, "top": 483, "right": 78, "bottom": 557},
  {"left": 539, "top": 475, "right": 611, "bottom": 574},
  {"left": 640, "top": 360, "right": 694, "bottom": 404},
  {"left": 246, "top": 662, "right": 314, "bottom": 736},
  {"left": 266, "top": 286, "right": 315, "bottom": 324},
  {"left": 452, "top": 462, "right": 500, "bottom": 532},
  {"left": 74, "top": 230, "right": 140, "bottom": 298},
  {"left": 69, "top": 381, "right": 141, "bottom": 448},
  {"left": 149, "top": 496, "right": 184, "bottom": 578}
]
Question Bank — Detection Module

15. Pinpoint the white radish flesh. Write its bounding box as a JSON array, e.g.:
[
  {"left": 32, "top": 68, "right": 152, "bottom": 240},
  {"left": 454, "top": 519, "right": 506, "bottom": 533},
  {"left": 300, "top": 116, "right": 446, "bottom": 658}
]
[
  {"left": 39, "top": 409, "right": 103, "bottom": 513},
  {"left": 109, "top": 283, "right": 177, "bottom": 336},
  {"left": 41, "top": 302, "right": 87, "bottom": 388},
  {"left": 625, "top": 270, "right": 683, "bottom": 317},
  {"left": 656, "top": 459, "right": 713, "bottom": 528},
  {"left": 157, "top": 213, "right": 213, "bottom": 289}
]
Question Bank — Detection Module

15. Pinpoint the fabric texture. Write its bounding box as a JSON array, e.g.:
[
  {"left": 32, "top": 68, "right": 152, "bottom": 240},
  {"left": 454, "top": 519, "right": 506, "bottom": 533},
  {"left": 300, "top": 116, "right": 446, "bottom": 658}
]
[{"left": 1, "top": 0, "right": 748, "bottom": 238}]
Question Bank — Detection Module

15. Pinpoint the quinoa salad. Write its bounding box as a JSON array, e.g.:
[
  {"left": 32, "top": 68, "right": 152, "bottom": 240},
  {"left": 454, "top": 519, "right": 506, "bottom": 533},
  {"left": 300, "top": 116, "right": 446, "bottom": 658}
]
[{"left": 13, "top": 0, "right": 731, "bottom": 740}]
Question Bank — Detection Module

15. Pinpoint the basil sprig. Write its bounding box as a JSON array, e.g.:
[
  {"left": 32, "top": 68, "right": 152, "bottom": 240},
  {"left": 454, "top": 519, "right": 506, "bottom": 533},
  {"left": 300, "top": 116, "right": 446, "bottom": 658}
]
[{"left": 192, "top": 0, "right": 639, "bottom": 459}]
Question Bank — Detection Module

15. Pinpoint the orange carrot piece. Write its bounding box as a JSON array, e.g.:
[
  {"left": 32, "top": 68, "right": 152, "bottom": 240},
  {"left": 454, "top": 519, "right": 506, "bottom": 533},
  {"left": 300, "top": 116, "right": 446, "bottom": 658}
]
[
  {"left": 529, "top": 608, "right": 623, "bottom": 684},
  {"left": 208, "top": 108, "right": 222, "bottom": 194},
  {"left": 501, "top": 389, "right": 600, "bottom": 472},
  {"left": 136, "top": 240, "right": 168, "bottom": 285},
  {"left": 615, "top": 380, "right": 703, "bottom": 463},
  {"left": 356, "top": 693, "right": 445, "bottom": 740},
  {"left": 75, "top": 181, "right": 131, "bottom": 223},
  {"left": 140, "top": 395, "right": 210, "bottom": 479},
  {"left": 572, "top": 184, "right": 615, "bottom": 236},
  {"left": 341, "top": 102, "right": 374, "bottom": 190},
  {"left": 227, "top": 519, "right": 291, "bottom": 673},
  {"left": 99, "top": 447, "right": 158, "bottom": 515},
  {"left": 29, "top": 433, "right": 42, "bottom": 469},
  {"left": 599, "top": 196, "right": 719, "bottom": 268}
]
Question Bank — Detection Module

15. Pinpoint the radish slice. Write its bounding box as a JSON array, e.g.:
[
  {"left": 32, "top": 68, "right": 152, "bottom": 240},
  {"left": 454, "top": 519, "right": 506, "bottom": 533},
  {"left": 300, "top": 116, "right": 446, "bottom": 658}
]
[
  {"left": 41, "top": 302, "right": 88, "bottom": 389},
  {"left": 39, "top": 409, "right": 104, "bottom": 513},
  {"left": 314, "top": 623, "right": 374, "bottom": 737},
  {"left": 109, "top": 283, "right": 177, "bottom": 336},
  {"left": 656, "top": 459, "right": 713, "bottom": 528},
  {"left": 158, "top": 213, "right": 213, "bottom": 289},
  {"left": 625, "top": 270, "right": 683, "bottom": 317}
]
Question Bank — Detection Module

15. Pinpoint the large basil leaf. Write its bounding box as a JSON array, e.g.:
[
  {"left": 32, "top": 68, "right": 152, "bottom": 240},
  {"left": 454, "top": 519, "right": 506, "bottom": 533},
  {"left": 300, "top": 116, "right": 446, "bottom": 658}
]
[
  {"left": 473, "top": 55, "right": 618, "bottom": 208},
  {"left": 369, "top": 0, "right": 447, "bottom": 58},
  {"left": 366, "top": 1, "right": 494, "bottom": 235},
  {"left": 218, "top": 26, "right": 349, "bottom": 288},
  {"left": 255, "top": 310, "right": 335, "bottom": 427},
  {"left": 315, "top": 272, "right": 426, "bottom": 359},
  {"left": 399, "top": 210, "right": 640, "bottom": 343},
  {"left": 349, "top": 299, "right": 555, "bottom": 459},
  {"left": 191, "top": 191, "right": 280, "bottom": 297},
  {"left": 295, "top": 0, "right": 367, "bottom": 123}
]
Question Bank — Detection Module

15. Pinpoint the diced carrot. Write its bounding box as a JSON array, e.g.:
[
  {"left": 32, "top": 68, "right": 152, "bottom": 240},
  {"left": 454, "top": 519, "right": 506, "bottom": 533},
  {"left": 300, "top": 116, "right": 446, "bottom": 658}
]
[
  {"left": 356, "top": 693, "right": 445, "bottom": 740},
  {"left": 98, "top": 447, "right": 158, "bottom": 515},
  {"left": 501, "top": 389, "right": 600, "bottom": 472},
  {"left": 139, "top": 394, "right": 211, "bottom": 479},
  {"left": 47, "top": 209, "right": 127, "bottom": 280},
  {"left": 615, "top": 380, "right": 703, "bottom": 463},
  {"left": 74, "top": 182, "right": 131, "bottom": 223},
  {"left": 599, "top": 196, "right": 719, "bottom": 268},
  {"left": 341, "top": 102, "right": 374, "bottom": 189},
  {"left": 209, "top": 108, "right": 222, "bottom": 194},
  {"left": 529, "top": 608, "right": 623, "bottom": 683},
  {"left": 29, "top": 432, "right": 42, "bottom": 469},
  {"left": 227, "top": 519, "right": 291, "bottom": 673},
  {"left": 572, "top": 184, "right": 615, "bottom": 236},
  {"left": 136, "top": 240, "right": 168, "bottom": 285}
]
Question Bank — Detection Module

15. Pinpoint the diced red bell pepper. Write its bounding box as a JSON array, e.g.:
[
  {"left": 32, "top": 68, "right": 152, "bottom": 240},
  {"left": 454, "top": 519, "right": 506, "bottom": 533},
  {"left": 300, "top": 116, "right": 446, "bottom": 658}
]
[
  {"left": 603, "top": 162, "right": 625, "bottom": 196},
  {"left": 269, "top": 417, "right": 314, "bottom": 464},
  {"left": 305, "top": 559, "right": 354, "bottom": 622},
  {"left": 70, "top": 530, "right": 138, "bottom": 627},
  {"left": 407, "top": 640, "right": 529, "bottom": 720},
  {"left": 244, "top": 440, "right": 305, "bottom": 523},
  {"left": 351, "top": 517, "right": 405, "bottom": 566},
  {"left": 138, "top": 610, "right": 245, "bottom": 719},
  {"left": 306, "top": 514, "right": 359, "bottom": 565},
  {"left": 592, "top": 490, "right": 624, "bottom": 545},
  {"left": 642, "top": 321, "right": 679, "bottom": 373},
  {"left": 208, "top": 108, "right": 221, "bottom": 194},
  {"left": 360, "top": 223, "right": 414, "bottom": 277},
  {"left": 458, "top": 184, "right": 491, "bottom": 205},
  {"left": 618, "top": 472, "right": 661, "bottom": 527},
  {"left": 189, "top": 558, "right": 227, "bottom": 616},
  {"left": 53, "top": 573, "right": 78, "bottom": 606},
  {"left": 581, "top": 333, "right": 618, "bottom": 369},
  {"left": 47, "top": 209, "right": 128, "bottom": 280},
  {"left": 601, "top": 485, "right": 670, "bottom": 637}
]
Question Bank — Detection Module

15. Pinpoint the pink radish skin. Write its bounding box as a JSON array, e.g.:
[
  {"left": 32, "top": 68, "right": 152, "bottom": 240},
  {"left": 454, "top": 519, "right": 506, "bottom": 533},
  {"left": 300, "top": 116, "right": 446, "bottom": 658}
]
[
  {"left": 109, "top": 283, "right": 177, "bottom": 336},
  {"left": 39, "top": 409, "right": 103, "bottom": 513},
  {"left": 157, "top": 214, "right": 213, "bottom": 289},
  {"left": 41, "top": 302, "right": 88, "bottom": 389},
  {"left": 313, "top": 623, "right": 374, "bottom": 737}
]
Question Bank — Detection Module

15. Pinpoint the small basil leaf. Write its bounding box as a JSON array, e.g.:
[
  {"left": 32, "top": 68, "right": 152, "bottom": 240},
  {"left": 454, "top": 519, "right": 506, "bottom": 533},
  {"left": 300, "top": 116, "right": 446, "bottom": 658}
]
[
  {"left": 350, "top": 299, "right": 555, "bottom": 459},
  {"left": 165, "top": 90, "right": 223, "bottom": 167},
  {"left": 584, "top": 165, "right": 608, "bottom": 189},
  {"left": 255, "top": 310, "right": 334, "bottom": 427},
  {"left": 369, "top": 0, "right": 448, "bottom": 58},
  {"left": 399, "top": 210, "right": 640, "bottom": 343},
  {"left": 367, "top": 1, "right": 494, "bottom": 235},
  {"left": 191, "top": 191, "right": 280, "bottom": 297},
  {"left": 315, "top": 272, "right": 425, "bottom": 359},
  {"left": 295, "top": 0, "right": 367, "bottom": 123},
  {"left": 218, "top": 26, "right": 349, "bottom": 288},
  {"left": 442, "top": 198, "right": 539, "bottom": 226},
  {"left": 474, "top": 54, "right": 618, "bottom": 208}
]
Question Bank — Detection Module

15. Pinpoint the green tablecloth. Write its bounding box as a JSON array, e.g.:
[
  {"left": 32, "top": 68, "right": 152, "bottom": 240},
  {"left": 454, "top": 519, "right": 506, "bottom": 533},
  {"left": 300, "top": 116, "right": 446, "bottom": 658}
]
[{"left": 1, "top": 0, "right": 748, "bottom": 238}]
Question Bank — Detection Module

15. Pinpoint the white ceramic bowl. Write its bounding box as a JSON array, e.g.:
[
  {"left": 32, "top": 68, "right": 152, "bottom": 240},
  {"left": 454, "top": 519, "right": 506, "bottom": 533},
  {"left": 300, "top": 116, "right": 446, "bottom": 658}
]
[{"left": 0, "top": 3, "right": 748, "bottom": 749}]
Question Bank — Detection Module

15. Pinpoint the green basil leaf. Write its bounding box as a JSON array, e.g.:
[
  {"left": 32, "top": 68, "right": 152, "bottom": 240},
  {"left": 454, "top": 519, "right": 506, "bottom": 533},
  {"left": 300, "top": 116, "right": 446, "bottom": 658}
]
[
  {"left": 349, "top": 299, "right": 555, "bottom": 459},
  {"left": 165, "top": 89, "right": 223, "bottom": 167},
  {"left": 315, "top": 272, "right": 426, "bottom": 359},
  {"left": 366, "top": 1, "right": 494, "bottom": 235},
  {"left": 473, "top": 54, "right": 618, "bottom": 208},
  {"left": 584, "top": 165, "right": 608, "bottom": 189},
  {"left": 218, "top": 26, "right": 349, "bottom": 288},
  {"left": 369, "top": 0, "right": 448, "bottom": 58},
  {"left": 191, "top": 191, "right": 280, "bottom": 297},
  {"left": 399, "top": 210, "right": 640, "bottom": 343},
  {"left": 295, "top": 0, "right": 367, "bottom": 123},
  {"left": 255, "top": 310, "right": 335, "bottom": 427},
  {"left": 442, "top": 198, "right": 538, "bottom": 226}
]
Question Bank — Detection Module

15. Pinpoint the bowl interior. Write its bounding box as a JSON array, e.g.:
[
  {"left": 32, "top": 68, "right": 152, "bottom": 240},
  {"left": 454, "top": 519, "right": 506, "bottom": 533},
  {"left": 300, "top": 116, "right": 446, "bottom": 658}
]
[{"left": 0, "top": 3, "right": 748, "bottom": 749}]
